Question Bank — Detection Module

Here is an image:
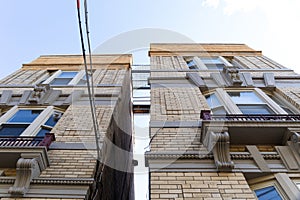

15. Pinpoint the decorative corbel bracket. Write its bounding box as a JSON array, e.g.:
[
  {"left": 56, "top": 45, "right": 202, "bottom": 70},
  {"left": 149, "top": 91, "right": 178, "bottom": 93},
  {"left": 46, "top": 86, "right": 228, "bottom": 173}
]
[
  {"left": 203, "top": 131, "right": 234, "bottom": 171},
  {"left": 28, "top": 84, "right": 50, "bottom": 104},
  {"left": 290, "top": 132, "right": 300, "bottom": 154},
  {"left": 8, "top": 153, "right": 45, "bottom": 196},
  {"left": 223, "top": 66, "right": 243, "bottom": 86}
]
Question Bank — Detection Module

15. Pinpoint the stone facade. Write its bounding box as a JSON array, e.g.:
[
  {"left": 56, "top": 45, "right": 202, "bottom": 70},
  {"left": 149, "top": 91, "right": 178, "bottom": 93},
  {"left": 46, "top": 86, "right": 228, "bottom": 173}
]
[
  {"left": 0, "top": 55, "right": 134, "bottom": 199},
  {"left": 146, "top": 44, "right": 300, "bottom": 200}
]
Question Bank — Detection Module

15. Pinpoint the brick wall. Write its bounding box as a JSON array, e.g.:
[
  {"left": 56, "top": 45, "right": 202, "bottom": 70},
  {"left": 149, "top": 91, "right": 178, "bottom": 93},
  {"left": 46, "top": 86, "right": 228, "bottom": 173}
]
[{"left": 150, "top": 172, "right": 256, "bottom": 200}]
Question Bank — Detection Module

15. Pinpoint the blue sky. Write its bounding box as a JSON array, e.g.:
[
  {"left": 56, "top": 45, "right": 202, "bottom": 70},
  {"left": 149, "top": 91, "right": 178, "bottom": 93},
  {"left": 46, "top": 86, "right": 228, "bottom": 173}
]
[{"left": 1, "top": 0, "right": 300, "bottom": 79}]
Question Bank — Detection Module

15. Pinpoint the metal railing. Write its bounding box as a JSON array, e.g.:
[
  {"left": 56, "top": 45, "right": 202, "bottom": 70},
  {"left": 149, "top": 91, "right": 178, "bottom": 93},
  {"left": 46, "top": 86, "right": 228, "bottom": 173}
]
[
  {"left": 0, "top": 133, "right": 55, "bottom": 149},
  {"left": 200, "top": 110, "right": 300, "bottom": 121},
  {"left": 210, "top": 114, "right": 300, "bottom": 121}
]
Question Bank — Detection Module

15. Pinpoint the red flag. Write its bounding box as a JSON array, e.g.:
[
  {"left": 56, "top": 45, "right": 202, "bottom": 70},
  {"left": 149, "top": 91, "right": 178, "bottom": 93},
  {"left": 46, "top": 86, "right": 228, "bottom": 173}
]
[{"left": 77, "top": 0, "right": 80, "bottom": 8}]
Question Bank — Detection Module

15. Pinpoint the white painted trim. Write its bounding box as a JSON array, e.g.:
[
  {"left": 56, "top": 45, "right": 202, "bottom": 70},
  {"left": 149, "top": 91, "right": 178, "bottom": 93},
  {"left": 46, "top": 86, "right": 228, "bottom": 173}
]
[
  {"left": 0, "top": 106, "right": 18, "bottom": 124},
  {"left": 21, "top": 106, "right": 53, "bottom": 136},
  {"left": 69, "top": 70, "right": 85, "bottom": 85},
  {"left": 215, "top": 88, "right": 242, "bottom": 114},
  {"left": 42, "top": 70, "right": 62, "bottom": 84},
  {"left": 193, "top": 57, "right": 207, "bottom": 70},
  {"left": 218, "top": 56, "right": 233, "bottom": 67},
  {"left": 275, "top": 173, "right": 300, "bottom": 200}
]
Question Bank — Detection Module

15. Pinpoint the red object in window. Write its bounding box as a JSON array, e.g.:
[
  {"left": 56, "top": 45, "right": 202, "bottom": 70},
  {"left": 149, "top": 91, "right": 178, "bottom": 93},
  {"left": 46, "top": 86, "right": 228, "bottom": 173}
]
[{"left": 39, "top": 133, "right": 55, "bottom": 149}]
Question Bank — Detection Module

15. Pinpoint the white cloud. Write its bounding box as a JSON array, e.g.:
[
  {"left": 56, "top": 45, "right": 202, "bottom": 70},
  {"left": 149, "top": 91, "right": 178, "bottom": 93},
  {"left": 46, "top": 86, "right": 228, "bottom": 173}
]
[
  {"left": 202, "top": 0, "right": 220, "bottom": 9},
  {"left": 202, "top": 0, "right": 300, "bottom": 73},
  {"left": 223, "top": 0, "right": 262, "bottom": 15}
]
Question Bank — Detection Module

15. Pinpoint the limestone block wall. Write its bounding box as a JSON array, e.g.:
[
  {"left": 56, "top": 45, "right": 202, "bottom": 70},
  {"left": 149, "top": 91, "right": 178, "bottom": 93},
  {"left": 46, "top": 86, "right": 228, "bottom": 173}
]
[
  {"left": 151, "top": 56, "right": 188, "bottom": 70},
  {"left": 276, "top": 87, "right": 300, "bottom": 110},
  {"left": 233, "top": 56, "right": 286, "bottom": 70},
  {"left": 0, "top": 70, "right": 48, "bottom": 85},
  {"left": 151, "top": 87, "right": 209, "bottom": 122}
]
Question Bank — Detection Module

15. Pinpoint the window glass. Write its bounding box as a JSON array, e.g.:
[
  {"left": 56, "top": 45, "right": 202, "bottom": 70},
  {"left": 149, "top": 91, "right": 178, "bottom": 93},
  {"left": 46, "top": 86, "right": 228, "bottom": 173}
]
[
  {"left": 228, "top": 92, "right": 263, "bottom": 104},
  {"left": 205, "top": 94, "right": 227, "bottom": 114},
  {"left": 0, "top": 109, "right": 62, "bottom": 137},
  {"left": 206, "top": 94, "right": 222, "bottom": 108},
  {"left": 58, "top": 72, "right": 78, "bottom": 78},
  {"left": 50, "top": 71, "right": 78, "bottom": 85},
  {"left": 228, "top": 91, "right": 274, "bottom": 114},
  {"left": 8, "top": 110, "right": 42, "bottom": 123},
  {"left": 0, "top": 124, "right": 29, "bottom": 136},
  {"left": 186, "top": 60, "right": 197, "bottom": 69},
  {"left": 205, "top": 64, "right": 224, "bottom": 70},
  {"left": 201, "top": 57, "right": 223, "bottom": 64},
  {"left": 201, "top": 57, "right": 225, "bottom": 70},
  {"left": 51, "top": 78, "right": 73, "bottom": 85},
  {"left": 239, "top": 105, "right": 274, "bottom": 115},
  {"left": 36, "top": 127, "right": 51, "bottom": 137},
  {"left": 255, "top": 186, "right": 282, "bottom": 200}
]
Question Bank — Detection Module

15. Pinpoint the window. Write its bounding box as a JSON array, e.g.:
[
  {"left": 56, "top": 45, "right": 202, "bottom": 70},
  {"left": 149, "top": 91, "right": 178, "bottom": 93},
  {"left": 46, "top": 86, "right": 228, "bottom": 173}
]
[
  {"left": 0, "top": 106, "right": 63, "bottom": 137},
  {"left": 205, "top": 93, "right": 226, "bottom": 114},
  {"left": 205, "top": 88, "right": 289, "bottom": 115},
  {"left": 269, "top": 95, "right": 296, "bottom": 114},
  {"left": 201, "top": 57, "right": 225, "bottom": 70},
  {"left": 185, "top": 56, "right": 232, "bottom": 70},
  {"left": 77, "top": 74, "right": 91, "bottom": 85},
  {"left": 228, "top": 91, "right": 274, "bottom": 114},
  {"left": 43, "top": 70, "right": 90, "bottom": 86},
  {"left": 255, "top": 186, "right": 283, "bottom": 200}
]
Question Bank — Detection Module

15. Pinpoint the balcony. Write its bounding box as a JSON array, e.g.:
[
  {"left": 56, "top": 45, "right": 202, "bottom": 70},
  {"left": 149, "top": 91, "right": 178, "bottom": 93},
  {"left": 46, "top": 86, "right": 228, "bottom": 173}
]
[
  {"left": 200, "top": 111, "right": 300, "bottom": 145},
  {"left": 0, "top": 133, "right": 54, "bottom": 168},
  {"left": 201, "top": 112, "right": 300, "bottom": 122},
  {"left": 0, "top": 133, "right": 55, "bottom": 149}
]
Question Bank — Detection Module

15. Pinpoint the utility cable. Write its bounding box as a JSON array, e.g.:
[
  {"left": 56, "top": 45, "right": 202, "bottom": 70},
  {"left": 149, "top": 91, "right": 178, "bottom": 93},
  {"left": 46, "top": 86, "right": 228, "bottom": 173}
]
[
  {"left": 84, "top": 0, "right": 96, "bottom": 100},
  {"left": 76, "top": 0, "right": 101, "bottom": 161}
]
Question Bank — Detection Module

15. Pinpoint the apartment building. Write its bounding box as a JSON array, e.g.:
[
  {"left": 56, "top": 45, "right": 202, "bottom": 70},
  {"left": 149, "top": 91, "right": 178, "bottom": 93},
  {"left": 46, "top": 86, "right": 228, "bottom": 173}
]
[
  {"left": 0, "top": 55, "right": 134, "bottom": 200},
  {"left": 146, "top": 43, "right": 300, "bottom": 200}
]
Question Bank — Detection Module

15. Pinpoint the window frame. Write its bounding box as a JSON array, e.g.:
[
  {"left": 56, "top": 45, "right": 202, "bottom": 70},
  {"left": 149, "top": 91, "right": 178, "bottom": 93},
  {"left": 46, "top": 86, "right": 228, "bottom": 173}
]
[
  {"left": 185, "top": 56, "right": 233, "bottom": 70},
  {"left": 205, "top": 88, "right": 289, "bottom": 115},
  {"left": 249, "top": 174, "right": 300, "bottom": 200},
  {"left": 250, "top": 180, "right": 285, "bottom": 200},
  {"left": 42, "top": 70, "right": 87, "bottom": 86},
  {"left": 0, "top": 106, "right": 63, "bottom": 137}
]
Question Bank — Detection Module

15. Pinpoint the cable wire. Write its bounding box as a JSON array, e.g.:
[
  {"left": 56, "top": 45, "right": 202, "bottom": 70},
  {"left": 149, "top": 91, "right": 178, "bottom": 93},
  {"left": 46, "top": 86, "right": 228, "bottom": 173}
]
[{"left": 76, "top": 0, "right": 101, "bottom": 161}]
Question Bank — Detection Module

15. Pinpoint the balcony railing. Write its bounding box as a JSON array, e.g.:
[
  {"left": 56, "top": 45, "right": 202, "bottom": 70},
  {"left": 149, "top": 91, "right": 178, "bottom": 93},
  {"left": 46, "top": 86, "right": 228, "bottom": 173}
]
[
  {"left": 200, "top": 111, "right": 300, "bottom": 121},
  {"left": 0, "top": 133, "right": 55, "bottom": 149}
]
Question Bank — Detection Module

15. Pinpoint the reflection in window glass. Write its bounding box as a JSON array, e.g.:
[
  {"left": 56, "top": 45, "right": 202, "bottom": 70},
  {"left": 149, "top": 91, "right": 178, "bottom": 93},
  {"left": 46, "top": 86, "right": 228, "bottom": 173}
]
[
  {"left": 205, "top": 94, "right": 227, "bottom": 115},
  {"left": 50, "top": 71, "right": 78, "bottom": 85},
  {"left": 0, "top": 124, "right": 29, "bottom": 136},
  {"left": 0, "top": 110, "right": 42, "bottom": 137},
  {"left": 255, "top": 186, "right": 282, "bottom": 200},
  {"left": 8, "top": 110, "right": 42, "bottom": 123},
  {"left": 228, "top": 91, "right": 274, "bottom": 114},
  {"left": 186, "top": 60, "right": 197, "bottom": 69},
  {"left": 239, "top": 105, "right": 274, "bottom": 115},
  {"left": 206, "top": 94, "right": 221, "bottom": 108},
  {"left": 201, "top": 57, "right": 225, "bottom": 70},
  {"left": 201, "top": 57, "right": 223, "bottom": 64},
  {"left": 228, "top": 92, "right": 263, "bottom": 104},
  {"left": 59, "top": 72, "right": 78, "bottom": 78},
  {"left": 0, "top": 109, "right": 62, "bottom": 137}
]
